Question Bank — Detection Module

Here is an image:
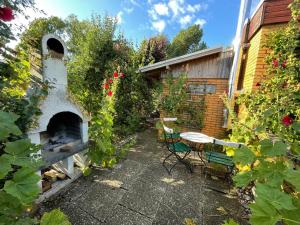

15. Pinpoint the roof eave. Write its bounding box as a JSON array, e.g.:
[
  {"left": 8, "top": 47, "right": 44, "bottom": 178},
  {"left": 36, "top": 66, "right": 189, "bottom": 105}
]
[{"left": 139, "top": 46, "right": 224, "bottom": 73}]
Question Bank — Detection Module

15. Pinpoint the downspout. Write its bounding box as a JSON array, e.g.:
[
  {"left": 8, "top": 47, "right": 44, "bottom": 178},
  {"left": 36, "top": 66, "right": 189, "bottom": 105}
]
[{"left": 223, "top": 0, "right": 252, "bottom": 128}]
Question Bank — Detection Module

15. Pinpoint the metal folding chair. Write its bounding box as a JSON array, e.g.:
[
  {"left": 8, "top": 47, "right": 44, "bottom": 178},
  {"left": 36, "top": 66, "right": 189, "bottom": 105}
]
[{"left": 162, "top": 124, "right": 193, "bottom": 174}]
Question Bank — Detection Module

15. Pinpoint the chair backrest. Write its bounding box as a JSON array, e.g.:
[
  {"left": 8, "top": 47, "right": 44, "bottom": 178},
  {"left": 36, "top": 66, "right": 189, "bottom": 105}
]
[
  {"left": 213, "top": 139, "right": 243, "bottom": 148},
  {"left": 162, "top": 117, "right": 177, "bottom": 122},
  {"left": 163, "top": 125, "right": 174, "bottom": 134}
]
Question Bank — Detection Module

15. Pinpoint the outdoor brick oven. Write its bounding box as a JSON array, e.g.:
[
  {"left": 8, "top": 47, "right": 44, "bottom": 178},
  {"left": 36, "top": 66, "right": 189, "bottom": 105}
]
[{"left": 27, "top": 34, "right": 89, "bottom": 193}]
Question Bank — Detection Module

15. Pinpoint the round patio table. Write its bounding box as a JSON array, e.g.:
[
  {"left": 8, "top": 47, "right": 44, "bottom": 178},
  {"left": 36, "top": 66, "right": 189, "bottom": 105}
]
[
  {"left": 180, "top": 132, "right": 214, "bottom": 144},
  {"left": 180, "top": 132, "right": 214, "bottom": 165}
]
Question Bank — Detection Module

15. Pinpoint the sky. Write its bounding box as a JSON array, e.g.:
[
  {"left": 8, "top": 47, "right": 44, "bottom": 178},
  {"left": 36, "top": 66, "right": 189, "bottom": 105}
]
[{"left": 13, "top": 0, "right": 244, "bottom": 48}]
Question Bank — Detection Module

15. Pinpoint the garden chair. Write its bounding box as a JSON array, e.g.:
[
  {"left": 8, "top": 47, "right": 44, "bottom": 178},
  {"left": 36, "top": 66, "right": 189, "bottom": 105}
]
[
  {"left": 204, "top": 139, "right": 242, "bottom": 189},
  {"left": 162, "top": 124, "right": 193, "bottom": 174},
  {"left": 161, "top": 118, "right": 181, "bottom": 142}
]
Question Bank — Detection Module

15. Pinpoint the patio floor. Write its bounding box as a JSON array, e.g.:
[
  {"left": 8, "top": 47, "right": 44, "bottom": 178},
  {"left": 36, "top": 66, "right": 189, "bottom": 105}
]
[{"left": 38, "top": 128, "right": 248, "bottom": 225}]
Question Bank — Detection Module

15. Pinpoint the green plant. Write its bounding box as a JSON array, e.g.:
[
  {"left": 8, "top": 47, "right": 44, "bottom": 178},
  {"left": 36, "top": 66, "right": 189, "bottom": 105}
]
[
  {"left": 224, "top": 1, "right": 300, "bottom": 224},
  {"left": 40, "top": 209, "right": 71, "bottom": 225},
  {"left": 160, "top": 73, "right": 189, "bottom": 116},
  {"left": 159, "top": 74, "right": 206, "bottom": 129},
  {"left": 87, "top": 70, "right": 120, "bottom": 168}
]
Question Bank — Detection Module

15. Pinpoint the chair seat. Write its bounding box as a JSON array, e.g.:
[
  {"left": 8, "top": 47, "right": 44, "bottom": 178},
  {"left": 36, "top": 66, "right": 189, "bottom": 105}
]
[
  {"left": 168, "top": 142, "right": 191, "bottom": 153},
  {"left": 205, "top": 151, "right": 234, "bottom": 167},
  {"left": 164, "top": 132, "right": 181, "bottom": 139}
]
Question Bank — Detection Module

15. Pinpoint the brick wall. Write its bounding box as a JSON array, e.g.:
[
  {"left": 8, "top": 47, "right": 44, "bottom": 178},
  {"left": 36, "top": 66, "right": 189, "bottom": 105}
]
[
  {"left": 233, "top": 23, "right": 288, "bottom": 121},
  {"left": 161, "top": 77, "right": 228, "bottom": 138}
]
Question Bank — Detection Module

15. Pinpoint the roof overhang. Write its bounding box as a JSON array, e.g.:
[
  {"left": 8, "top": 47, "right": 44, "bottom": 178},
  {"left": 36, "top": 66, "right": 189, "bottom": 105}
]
[{"left": 138, "top": 46, "right": 223, "bottom": 73}]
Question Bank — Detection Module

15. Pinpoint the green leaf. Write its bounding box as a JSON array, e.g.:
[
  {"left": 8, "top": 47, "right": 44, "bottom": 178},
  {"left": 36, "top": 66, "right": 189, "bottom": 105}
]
[
  {"left": 260, "top": 140, "right": 287, "bottom": 157},
  {"left": 0, "top": 111, "right": 21, "bottom": 140},
  {"left": 233, "top": 171, "right": 253, "bottom": 187},
  {"left": 5, "top": 139, "right": 32, "bottom": 156},
  {"left": 15, "top": 217, "right": 38, "bottom": 225},
  {"left": 3, "top": 139, "right": 42, "bottom": 168},
  {"left": 0, "top": 191, "right": 23, "bottom": 217},
  {"left": 249, "top": 198, "right": 282, "bottom": 225},
  {"left": 223, "top": 219, "right": 240, "bottom": 225},
  {"left": 3, "top": 168, "right": 40, "bottom": 204},
  {"left": 255, "top": 184, "right": 296, "bottom": 210},
  {"left": 285, "top": 169, "right": 300, "bottom": 192},
  {"left": 259, "top": 139, "right": 273, "bottom": 153},
  {"left": 291, "top": 121, "right": 300, "bottom": 132},
  {"left": 0, "top": 156, "right": 12, "bottom": 179},
  {"left": 40, "top": 209, "right": 71, "bottom": 225},
  {"left": 281, "top": 198, "right": 300, "bottom": 225},
  {"left": 290, "top": 143, "right": 300, "bottom": 155},
  {"left": 253, "top": 160, "right": 287, "bottom": 187},
  {"left": 233, "top": 146, "right": 256, "bottom": 165},
  {"left": 272, "top": 141, "right": 288, "bottom": 156}
]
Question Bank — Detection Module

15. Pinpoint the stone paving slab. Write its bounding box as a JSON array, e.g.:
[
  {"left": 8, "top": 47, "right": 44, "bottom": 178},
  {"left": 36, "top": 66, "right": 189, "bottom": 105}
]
[
  {"left": 38, "top": 128, "right": 248, "bottom": 225},
  {"left": 75, "top": 182, "right": 126, "bottom": 222},
  {"left": 119, "top": 178, "right": 166, "bottom": 219}
]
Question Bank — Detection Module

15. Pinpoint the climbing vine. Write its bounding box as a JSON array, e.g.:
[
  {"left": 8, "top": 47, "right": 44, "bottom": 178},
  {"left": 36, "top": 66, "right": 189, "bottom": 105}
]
[
  {"left": 159, "top": 74, "right": 206, "bottom": 129},
  {"left": 224, "top": 1, "right": 300, "bottom": 224}
]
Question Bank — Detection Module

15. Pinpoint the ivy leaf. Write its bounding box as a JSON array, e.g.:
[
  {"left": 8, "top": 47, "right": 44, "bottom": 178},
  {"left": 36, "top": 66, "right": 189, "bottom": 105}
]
[
  {"left": 0, "top": 191, "right": 23, "bottom": 217},
  {"left": 40, "top": 209, "right": 71, "bottom": 225},
  {"left": 0, "top": 111, "right": 21, "bottom": 140},
  {"left": 285, "top": 169, "right": 300, "bottom": 192},
  {"left": 0, "top": 156, "right": 12, "bottom": 179},
  {"left": 233, "top": 171, "right": 253, "bottom": 187},
  {"left": 249, "top": 198, "right": 282, "bottom": 225},
  {"left": 255, "top": 184, "right": 296, "bottom": 210},
  {"left": 3, "top": 168, "right": 40, "bottom": 204},
  {"left": 233, "top": 146, "right": 256, "bottom": 165}
]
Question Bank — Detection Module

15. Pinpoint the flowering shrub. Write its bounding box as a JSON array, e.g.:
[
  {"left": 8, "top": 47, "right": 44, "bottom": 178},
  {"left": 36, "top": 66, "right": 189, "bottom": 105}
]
[
  {"left": 224, "top": 1, "right": 300, "bottom": 225},
  {"left": 87, "top": 69, "right": 121, "bottom": 168},
  {"left": 0, "top": 6, "right": 14, "bottom": 21}
]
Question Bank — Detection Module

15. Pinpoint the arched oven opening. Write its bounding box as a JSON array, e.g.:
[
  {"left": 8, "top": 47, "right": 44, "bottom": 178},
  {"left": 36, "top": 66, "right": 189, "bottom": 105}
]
[{"left": 41, "top": 112, "right": 82, "bottom": 152}]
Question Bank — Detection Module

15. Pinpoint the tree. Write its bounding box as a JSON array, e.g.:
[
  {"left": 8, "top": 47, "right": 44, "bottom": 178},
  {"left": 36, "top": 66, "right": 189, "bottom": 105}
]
[
  {"left": 167, "top": 24, "right": 207, "bottom": 58},
  {"left": 18, "top": 16, "right": 66, "bottom": 52},
  {"left": 135, "top": 35, "right": 168, "bottom": 67}
]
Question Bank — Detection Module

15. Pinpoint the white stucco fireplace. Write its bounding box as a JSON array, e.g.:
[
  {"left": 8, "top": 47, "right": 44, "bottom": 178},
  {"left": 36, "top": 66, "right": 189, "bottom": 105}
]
[{"left": 27, "top": 34, "right": 89, "bottom": 196}]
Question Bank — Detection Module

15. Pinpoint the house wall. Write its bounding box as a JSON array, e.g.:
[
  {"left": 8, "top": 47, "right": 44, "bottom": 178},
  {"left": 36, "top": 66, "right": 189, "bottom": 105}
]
[
  {"left": 155, "top": 51, "right": 233, "bottom": 138},
  {"left": 233, "top": 21, "right": 288, "bottom": 121}
]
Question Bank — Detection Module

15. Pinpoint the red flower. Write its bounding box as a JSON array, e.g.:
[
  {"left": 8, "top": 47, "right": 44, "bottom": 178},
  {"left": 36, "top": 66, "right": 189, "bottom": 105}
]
[
  {"left": 120, "top": 72, "right": 124, "bottom": 78},
  {"left": 0, "top": 6, "right": 14, "bottom": 22},
  {"left": 282, "top": 115, "right": 293, "bottom": 126},
  {"left": 109, "top": 79, "right": 113, "bottom": 83},
  {"left": 255, "top": 82, "right": 261, "bottom": 87},
  {"left": 281, "top": 61, "right": 287, "bottom": 68},
  {"left": 272, "top": 59, "right": 279, "bottom": 68},
  {"left": 107, "top": 90, "right": 113, "bottom": 96},
  {"left": 103, "top": 83, "right": 109, "bottom": 89},
  {"left": 113, "top": 71, "right": 118, "bottom": 78}
]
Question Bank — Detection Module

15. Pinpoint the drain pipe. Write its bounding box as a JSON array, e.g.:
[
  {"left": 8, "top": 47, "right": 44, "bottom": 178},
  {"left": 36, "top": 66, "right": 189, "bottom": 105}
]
[{"left": 228, "top": 0, "right": 252, "bottom": 98}]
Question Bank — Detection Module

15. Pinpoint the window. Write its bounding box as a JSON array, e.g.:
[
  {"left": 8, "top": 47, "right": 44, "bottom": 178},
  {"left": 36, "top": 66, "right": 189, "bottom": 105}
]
[{"left": 188, "top": 84, "right": 216, "bottom": 95}]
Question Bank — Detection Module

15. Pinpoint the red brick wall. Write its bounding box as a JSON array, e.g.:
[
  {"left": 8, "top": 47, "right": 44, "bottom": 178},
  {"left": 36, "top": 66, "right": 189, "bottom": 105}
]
[{"left": 162, "top": 78, "right": 228, "bottom": 139}]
